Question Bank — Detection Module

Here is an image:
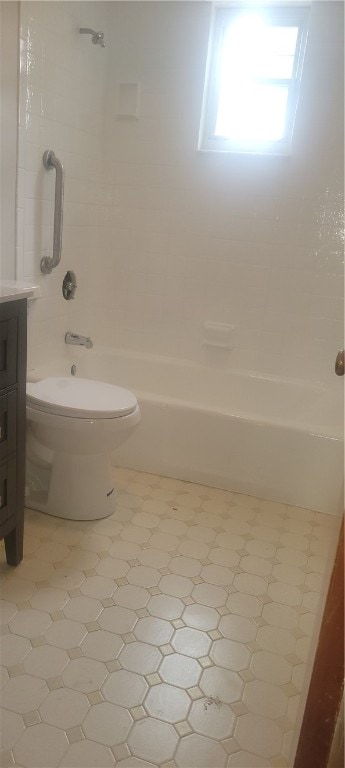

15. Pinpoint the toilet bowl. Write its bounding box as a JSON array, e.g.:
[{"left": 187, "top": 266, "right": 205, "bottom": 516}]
[{"left": 25, "top": 376, "right": 141, "bottom": 520}]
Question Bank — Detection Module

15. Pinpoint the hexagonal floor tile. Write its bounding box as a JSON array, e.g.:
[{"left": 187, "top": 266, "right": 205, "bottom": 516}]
[
  {"left": 102, "top": 669, "right": 148, "bottom": 708},
  {"left": 144, "top": 683, "right": 191, "bottom": 723},
  {"left": 39, "top": 687, "right": 89, "bottom": 729},
  {"left": 83, "top": 701, "right": 132, "bottom": 745},
  {"left": 175, "top": 733, "right": 227, "bottom": 767},
  {"left": 235, "top": 713, "right": 283, "bottom": 758},
  {"left": 200, "top": 667, "right": 243, "bottom": 704},
  {"left": 62, "top": 657, "right": 107, "bottom": 693},
  {"left": 159, "top": 653, "right": 201, "bottom": 688},
  {"left": 13, "top": 722, "right": 68, "bottom": 767},
  {"left": 188, "top": 697, "right": 235, "bottom": 740},
  {"left": 81, "top": 629, "right": 123, "bottom": 662},
  {"left": 128, "top": 717, "right": 179, "bottom": 764},
  {"left": 172, "top": 628, "right": 211, "bottom": 658},
  {"left": 120, "top": 642, "right": 161, "bottom": 674}
]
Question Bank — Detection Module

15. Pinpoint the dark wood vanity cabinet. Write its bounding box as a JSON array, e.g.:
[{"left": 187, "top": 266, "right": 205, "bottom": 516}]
[{"left": 0, "top": 299, "right": 27, "bottom": 565}]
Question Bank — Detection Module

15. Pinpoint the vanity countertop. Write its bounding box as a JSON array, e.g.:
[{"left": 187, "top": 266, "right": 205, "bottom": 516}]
[{"left": 0, "top": 280, "right": 40, "bottom": 303}]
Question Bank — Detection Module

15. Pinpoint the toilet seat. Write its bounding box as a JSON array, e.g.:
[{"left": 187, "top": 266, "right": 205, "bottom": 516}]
[{"left": 26, "top": 377, "right": 138, "bottom": 419}]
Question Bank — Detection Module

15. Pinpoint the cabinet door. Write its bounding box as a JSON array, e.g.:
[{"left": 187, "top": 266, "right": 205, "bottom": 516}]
[
  {"left": 0, "top": 458, "right": 17, "bottom": 525},
  {"left": 0, "top": 391, "right": 17, "bottom": 463},
  {"left": 0, "top": 318, "right": 18, "bottom": 389}
]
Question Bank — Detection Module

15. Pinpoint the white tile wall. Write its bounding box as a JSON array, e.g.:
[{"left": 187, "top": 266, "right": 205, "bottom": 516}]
[
  {"left": 17, "top": 2, "right": 343, "bottom": 388},
  {"left": 16, "top": 1, "right": 113, "bottom": 371},
  {"left": 103, "top": 1, "right": 344, "bottom": 386}
]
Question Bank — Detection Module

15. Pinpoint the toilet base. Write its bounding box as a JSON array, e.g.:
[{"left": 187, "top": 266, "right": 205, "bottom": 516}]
[{"left": 26, "top": 452, "right": 117, "bottom": 520}]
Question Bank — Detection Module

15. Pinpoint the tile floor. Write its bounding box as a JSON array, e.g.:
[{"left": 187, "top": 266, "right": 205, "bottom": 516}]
[{"left": 0, "top": 468, "right": 338, "bottom": 768}]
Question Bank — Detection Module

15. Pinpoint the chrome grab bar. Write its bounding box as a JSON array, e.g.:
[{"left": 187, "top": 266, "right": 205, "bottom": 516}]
[{"left": 41, "top": 150, "right": 64, "bottom": 274}]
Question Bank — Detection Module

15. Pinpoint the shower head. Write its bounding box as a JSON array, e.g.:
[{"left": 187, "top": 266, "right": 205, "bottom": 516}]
[{"left": 80, "top": 28, "right": 106, "bottom": 47}]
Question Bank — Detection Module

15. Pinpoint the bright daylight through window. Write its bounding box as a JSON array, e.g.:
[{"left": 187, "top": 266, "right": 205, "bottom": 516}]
[{"left": 199, "top": 4, "right": 310, "bottom": 154}]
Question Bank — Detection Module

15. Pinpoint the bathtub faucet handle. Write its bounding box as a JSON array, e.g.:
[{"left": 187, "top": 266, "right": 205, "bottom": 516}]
[{"left": 65, "top": 332, "right": 93, "bottom": 349}]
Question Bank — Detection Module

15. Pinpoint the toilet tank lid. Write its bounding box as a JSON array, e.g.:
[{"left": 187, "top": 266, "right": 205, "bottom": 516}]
[{"left": 26, "top": 376, "right": 138, "bottom": 418}]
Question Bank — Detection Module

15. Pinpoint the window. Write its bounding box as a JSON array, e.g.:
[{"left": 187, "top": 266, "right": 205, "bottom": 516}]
[{"left": 199, "top": 4, "right": 310, "bottom": 154}]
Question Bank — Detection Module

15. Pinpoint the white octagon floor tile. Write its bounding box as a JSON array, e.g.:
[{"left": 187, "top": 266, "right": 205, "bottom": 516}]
[
  {"left": 200, "top": 666, "right": 243, "bottom": 704},
  {"left": 235, "top": 713, "right": 283, "bottom": 758},
  {"left": 78, "top": 533, "right": 112, "bottom": 553},
  {"left": 179, "top": 541, "right": 210, "bottom": 560},
  {"left": 127, "top": 566, "right": 161, "bottom": 587},
  {"left": 159, "top": 574, "right": 193, "bottom": 597},
  {"left": 149, "top": 533, "right": 179, "bottom": 551},
  {"left": 183, "top": 604, "right": 219, "bottom": 631},
  {"left": 240, "top": 556, "right": 272, "bottom": 578},
  {"left": 262, "top": 602, "right": 299, "bottom": 630},
  {"left": 134, "top": 616, "right": 173, "bottom": 645},
  {"left": 30, "top": 587, "right": 69, "bottom": 612},
  {"left": 129, "top": 717, "right": 179, "bottom": 764},
  {"left": 256, "top": 625, "right": 296, "bottom": 656},
  {"left": 62, "top": 551, "right": 100, "bottom": 572},
  {"left": 48, "top": 566, "right": 85, "bottom": 591},
  {"left": 60, "top": 739, "right": 115, "bottom": 767},
  {"left": 1, "top": 577, "right": 35, "bottom": 603},
  {"left": 2, "top": 674, "right": 48, "bottom": 713},
  {"left": 114, "top": 585, "right": 150, "bottom": 609},
  {"left": 0, "top": 708, "right": 25, "bottom": 751},
  {"left": 251, "top": 651, "right": 292, "bottom": 685},
  {"left": 63, "top": 596, "right": 102, "bottom": 623},
  {"left": 102, "top": 669, "right": 148, "bottom": 707},
  {"left": 0, "top": 634, "right": 31, "bottom": 666},
  {"left": 227, "top": 593, "right": 263, "bottom": 618},
  {"left": 175, "top": 733, "right": 227, "bottom": 768},
  {"left": 39, "top": 687, "right": 90, "bottom": 729},
  {"left": 228, "top": 750, "right": 270, "bottom": 767},
  {"left": 0, "top": 599, "right": 17, "bottom": 623},
  {"left": 170, "top": 556, "right": 202, "bottom": 577},
  {"left": 13, "top": 722, "right": 68, "bottom": 767},
  {"left": 138, "top": 548, "right": 171, "bottom": 569},
  {"left": 245, "top": 539, "right": 276, "bottom": 559},
  {"left": 147, "top": 594, "right": 184, "bottom": 620},
  {"left": 80, "top": 575, "right": 116, "bottom": 600},
  {"left": 81, "top": 629, "right": 123, "bottom": 662},
  {"left": 83, "top": 701, "right": 132, "bottom": 745},
  {"left": 200, "top": 564, "right": 234, "bottom": 586},
  {"left": 188, "top": 697, "right": 235, "bottom": 740},
  {"left": 244, "top": 680, "right": 288, "bottom": 720},
  {"left": 9, "top": 608, "right": 51, "bottom": 638},
  {"left": 159, "top": 653, "right": 201, "bottom": 688},
  {"left": 211, "top": 638, "right": 251, "bottom": 671},
  {"left": 120, "top": 641, "right": 161, "bottom": 674},
  {"left": 62, "top": 657, "right": 108, "bottom": 693},
  {"left": 96, "top": 557, "right": 130, "bottom": 579},
  {"left": 159, "top": 518, "right": 189, "bottom": 536},
  {"left": 45, "top": 619, "right": 87, "bottom": 649},
  {"left": 208, "top": 548, "right": 240, "bottom": 568},
  {"left": 23, "top": 645, "right": 69, "bottom": 679},
  {"left": 233, "top": 573, "right": 268, "bottom": 596},
  {"left": 35, "top": 542, "right": 69, "bottom": 563},
  {"left": 172, "top": 627, "right": 211, "bottom": 658},
  {"left": 192, "top": 583, "right": 227, "bottom": 608},
  {"left": 267, "top": 582, "right": 302, "bottom": 607},
  {"left": 99, "top": 606, "right": 137, "bottom": 634},
  {"left": 219, "top": 615, "right": 257, "bottom": 643},
  {"left": 144, "top": 683, "right": 191, "bottom": 722},
  {"left": 109, "top": 540, "right": 141, "bottom": 560}
]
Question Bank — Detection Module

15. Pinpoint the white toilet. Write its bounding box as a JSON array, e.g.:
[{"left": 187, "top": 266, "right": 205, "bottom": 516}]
[{"left": 26, "top": 377, "right": 140, "bottom": 520}]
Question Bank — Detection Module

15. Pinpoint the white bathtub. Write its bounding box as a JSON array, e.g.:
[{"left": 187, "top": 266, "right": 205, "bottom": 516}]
[{"left": 28, "top": 348, "right": 344, "bottom": 514}]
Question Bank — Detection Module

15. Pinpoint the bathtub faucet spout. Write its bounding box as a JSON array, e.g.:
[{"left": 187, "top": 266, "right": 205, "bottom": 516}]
[{"left": 65, "top": 332, "right": 93, "bottom": 349}]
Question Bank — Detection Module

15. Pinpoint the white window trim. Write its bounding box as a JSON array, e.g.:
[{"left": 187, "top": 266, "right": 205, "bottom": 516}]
[{"left": 199, "top": 3, "right": 310, "bottom": 156}]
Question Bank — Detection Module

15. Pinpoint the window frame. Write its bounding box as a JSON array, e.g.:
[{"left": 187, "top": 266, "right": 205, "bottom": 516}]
[{"left": 199, "top": 3, "right": 310, "bottom": 155}]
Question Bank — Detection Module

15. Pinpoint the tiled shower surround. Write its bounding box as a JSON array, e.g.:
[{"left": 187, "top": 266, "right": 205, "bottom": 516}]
[
  {"left": 0, "top": 469, "right": 339, "bottom": 768},
  {"left": 17, "top": 1, "right": 344, "bottom": 386}
]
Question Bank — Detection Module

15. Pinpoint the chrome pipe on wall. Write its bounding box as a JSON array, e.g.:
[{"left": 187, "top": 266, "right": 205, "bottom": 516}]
[{"left": 40, "top": 150, "right": 64, "bottom": 275}]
